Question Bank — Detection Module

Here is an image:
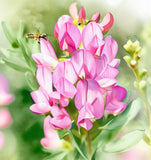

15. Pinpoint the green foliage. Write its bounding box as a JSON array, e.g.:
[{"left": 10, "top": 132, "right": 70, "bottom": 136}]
[{"left": 103, "top": 130, "right": 144, "bottom": 153}]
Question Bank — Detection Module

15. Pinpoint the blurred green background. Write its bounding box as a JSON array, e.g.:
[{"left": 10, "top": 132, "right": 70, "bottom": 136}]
[{"left": 0, "top": 0, "right": 151, "bottom": 159}]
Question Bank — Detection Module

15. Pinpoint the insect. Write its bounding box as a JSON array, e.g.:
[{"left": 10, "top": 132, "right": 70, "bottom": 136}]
[{"left": 26, "top": 30, "right": 48, "bottom": 42}]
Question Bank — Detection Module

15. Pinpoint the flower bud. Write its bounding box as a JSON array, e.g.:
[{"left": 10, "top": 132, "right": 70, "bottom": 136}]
[
  {"left": 123, "top": 55, "right": 132, "bottom": 64},
  {"left": 130, "top": 60, "right": 137, "bottom": 69},
  {"left": 140, "top": 69, "right": 147, "bottom": 79},
  {"left": 139, "top": 80, "right": 146, "bottom": 90}
]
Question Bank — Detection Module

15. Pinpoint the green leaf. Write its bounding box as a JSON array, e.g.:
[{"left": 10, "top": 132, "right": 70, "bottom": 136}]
[
  {"left": 17, "top": 21, "right": 24, "bottom": 39},
  {"left": 44, "top": 152, "right": 67, "bottom": 160},
  {"left": 1, "top": 58, "right": 29, "bottom": 72},
  {"left": 104, "top": 97, "right": 142, "bottom": 130},
  {"left": 102, "top": 129, "right": 145, "bottom": 153},
  {"left": 25, "top": 71, "right": 39, "bottom": 90},
  {"left": 17, "top": 39, "right": 33, "bottom": 67},
  {"left": 69, "top": 130, "right": 88, "bottom": 160},
  {"left": 1, "top": 21, "right": 19, "bottom": 48},
  {"left": 58, "top": 129, "right": 69, "bottom": 139}
]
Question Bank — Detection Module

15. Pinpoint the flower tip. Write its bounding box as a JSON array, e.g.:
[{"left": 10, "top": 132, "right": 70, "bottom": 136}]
[
  {"left": 69, "top": 2, "right": 78, "bottom": 19},
  {"left": 100, "top": 12, "right": 114, "bottom": 32},
  {"left": 78, "top": 6, "right": 86, "bottom": 23},
  {"left": 89, "top": 11, "right": 100, "bottom": 23}
]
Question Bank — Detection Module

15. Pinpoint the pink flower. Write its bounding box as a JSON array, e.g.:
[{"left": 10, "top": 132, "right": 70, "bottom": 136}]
[
  {"left": 82, "top": 22, "right": 104, "bottom": 55},
  {"left": 0, "top": 74, "right": 13, "bottom": 106},
  {"left": 58, "top": 23, "right": 81, "bottom": 53},
  {"left": 0, "top": 132, "right": 4, "bottom": 149},
  {"left": 0, "top": 108, "right": 12, "bottom": 129},
  {"left": 32, "top": 38, "right": 58, "bottom": 70},
  {"left": 105, "top": 86, "right": 127, "bottom": 115},
  {"left": 75, "top": 79, "right": 104, "bottom": 130},
  {"left": 40, "top": 116, "right": 62, "bottom": 149},
  {"left": 49, "top": 105, "right": 72, "bottom": 130},
  {"left": 54, "top": 15, "right": 73, "bottom": 39},
  {"left": 100, "top": 12, "right": 114, "bottom": 33}
]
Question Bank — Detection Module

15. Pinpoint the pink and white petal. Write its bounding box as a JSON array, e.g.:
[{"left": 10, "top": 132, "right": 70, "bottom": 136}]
[
  {"left": 32, "top": 53, "right": 58, "bottom": 69},
  {"left": 71, "top": 49, "right": 84, "bottom": 75},
  {"left": 69, "top": 2, "right": 78, "bottom": 19},
  {"left": 66, "top": 23, "right": 81, "bottom": 49},
  {"left": 89, "top": 11, "right": 100, "bottom": 23},
  {"left": 84, "top": 51, "right": 96, "bottom": 78},
  {"left": 97, "top": 78, "right": 117, "bottom": 89},
  {"left": 41, "top": 116, "right": 62, "bottom": 149},
  {"left": 109, "top": 59, "right": 120, "bottom": 68},
  {"left": 82, "top": 22, "right": 103, "bottom": 49},
  {"left": 30, "top": 103, "right": 51, "bottom": 115},
  {"left": 77, "top": 104, "right": 94, "bottom": 130},
  {"left": 30, "top": 88, "right": 49, "bottom": 104},
  {"left": 102, "top": 35, "right": 118, "bottom": 63},
  {"left": 64, "top": 61, "right": 78, "bottom": 84},
  {"left": 0, "top": 108, "right": 12, "bottom": 128},
  {"left": 75, "top": 80, "right": 87, "bottom": 110},
  {"left": 105, "top": 101, "right": 127, "bottom": 115},
  {"left": 36, "top": 66, "right": 53, "bottom": 95},
  {"left": 100, "top": 12, "right": 114, "bottom": 32},
  {"left": 99, "top": 65, "right": 119, "bottom": 79},
  {"left": 40, "top": 39, "right": 58, "bottom": 61},
  {"left": 0, "top": 132, "right": 4, "bottom": 149}
]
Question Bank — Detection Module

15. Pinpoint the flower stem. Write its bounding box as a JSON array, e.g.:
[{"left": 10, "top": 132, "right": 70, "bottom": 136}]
[
  {"left": 134, "top": 68, "right": 151, "bottom": 159},
  {"left": 87, "top": 131, "right": 92, "bottom": 160}
]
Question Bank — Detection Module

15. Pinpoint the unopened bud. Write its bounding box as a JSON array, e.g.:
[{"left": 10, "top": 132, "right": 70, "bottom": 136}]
[
  {"left": 140, "top": 69, "right": 147, "bottom": 79},
  {"left": 139, "top": 80, "right": 146, "bottom": 90},
  {"left": 123, "top": 40, "right": 141, "bottom": 56},
  {"left": 130, "top": 60, "right": 137, "bottom": 68}
]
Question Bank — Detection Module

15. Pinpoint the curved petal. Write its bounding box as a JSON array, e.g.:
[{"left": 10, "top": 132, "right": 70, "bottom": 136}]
[
  {"left": 89, "top": 11, "right": 100, "bottom": 23},
  {"left": 36, "top": 66, "right": 53, "bottom": 96},
  {"left": 40, "top": 39, "right": 58, "bottom": 61},
  {"left": 30, "top": 103, "right": 51, "bottom": 115},
  {"left": 69, "top": 2, "right": 78, "bottom": 19},
  {"left": 100, "top": 12, "right": 114, "bottom": 32}
]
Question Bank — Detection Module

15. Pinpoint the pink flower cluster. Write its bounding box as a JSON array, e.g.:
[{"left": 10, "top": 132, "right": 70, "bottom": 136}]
[
  {"left": 0, "top": 74, "right": 13, "bottom": 149},
  {"left": 30, "top": 3, "right": 128, "bottom": 147}
]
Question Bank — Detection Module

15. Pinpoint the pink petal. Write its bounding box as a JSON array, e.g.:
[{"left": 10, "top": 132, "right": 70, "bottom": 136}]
[
  {"left": 112, "top": 86, "right": 127, "bottom": 101},
  {"left": 54, "top": 15, "right": 73, "bottom": 39},
  {"left": 100, "top": 12, "right": 114, "bottom": 32},
  {"left": 50, "top": 106, "right": 71, "bottom": 130},
  {"left": 109, "top": 59, "right": 120, "bottom": 68},
  {"left": 0, "top": 132, "right": 4, "bottom": 149},
  {"left": 0, "top": 108, "right": 12, "bottom": 129},
  {"left": 82, "top": 22, "right": 103, "bottom": 54},
  {"left": 40, "top": 39, "right": 58, "bottom": 61},
  {"left": 69, "top": 2, "right": 78, "bottom": 19},
  {"left": 36, "top": 66, "right": 53, "bottom": 96},
  {"left": 75, "top": 80, "right": 88, "bottom": 110},
  {"left": 32, "top": 53, "right": 58, "bottom": 69},
  {"left": 0, "top": 74, "right": 9, "bottom": 92},
  {"left": 89, "top": 11, "right": 100, "bottom": 23},
  {"left": 58, "top": 23, "right": 81, "bottom": 53},
  {"left": 78, "top": 6, "right": 86, "bottom": 23},
  {"left": 102, "top": 35, "right": 118, "bottom": 63},
  {"left": 97, "top": 78, "right": 117, "bottom": 89},
  {"left": 30, "top": 103, "right": 51, "bottom": 115},
  {"left": 30, "top": 87, "right": 49, "bottom": 104},
  {"left": 40, "top": 116, "right": 62, "bottom": 149},
  {"left": 71, "top": 49, "right": 84, "bottom": 75},
  {"left": 77, "top": 103, "right": 94, "bottom": 130}
]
